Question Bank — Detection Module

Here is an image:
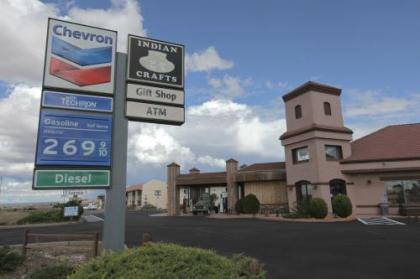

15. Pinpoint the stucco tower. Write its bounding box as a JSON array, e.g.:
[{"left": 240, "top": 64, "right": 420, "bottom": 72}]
[{"left": 280, "top": 81, "right": 353, "bottom": 212}]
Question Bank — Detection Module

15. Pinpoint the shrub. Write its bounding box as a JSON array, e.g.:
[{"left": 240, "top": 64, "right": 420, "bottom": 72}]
[
  {"left": 0, "top": 246, "right": 24, "bottom": 274},
  {"left": 242, "top": 194, "right": 261, "bottom": 214},
  {"left": 17, "top": 210, "right": 63, "bottom": 225},
  {"left": 309, "top": 198, "right": 328, "bottom": 219},
  {"left": 332, "top": 194, "right": 352, "bottom": 218},
  {"left": 235, "top": 198, "right": 244, "bottom": 214},
  {"left": 70, "top": 243, "right": 265, "bottom": 279},
  {"left": 30, "top": 265, "right": 74, "bottom": 279},
  {"left": 296, "top": 198, "right": 311, "bottom": 218}
]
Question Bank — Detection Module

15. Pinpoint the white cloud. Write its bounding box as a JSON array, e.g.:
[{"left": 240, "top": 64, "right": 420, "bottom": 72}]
[
  {"left": 197, "top": 156, "right": 226, "bottom": 168},
  {"left": 0, "top": 84, "right": 40, "bottom": 180},
  {"left": 188, "top": 99, "right": 249, "bottom": 117},
  {"left": 128, "top": 124, "right": 195, "bottom": 167},
  {"left": 345, "top": 89, "right": 412, "bottom": 117},
  {"left": 207, "top": 75, "right": 252, "bottom": 99},
  {"left": 186, "top": 46, "right": 234, "bottom": 73},
  {"left": 0, "top": 0, "right": 146, "bottom": 84},
  {"left": 265, "top": 81, "right": 288, "bottom": 89},
  {"left": 68, "top": 0, "right": 146, "bottom": 52}
]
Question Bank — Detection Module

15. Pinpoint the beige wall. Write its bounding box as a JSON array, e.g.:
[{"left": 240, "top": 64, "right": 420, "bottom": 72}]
[
  {"left": 285, "top": 90, "right": 344, "bottom": 132},
  {"left": 244, "top": 181, "right": 288, "bottom": 205},
  {"left": 142, "top": 179, "right": 167, "bottom": 209},
  {"left": 126, "top": 190, "right": 141, "bottom": 208}
]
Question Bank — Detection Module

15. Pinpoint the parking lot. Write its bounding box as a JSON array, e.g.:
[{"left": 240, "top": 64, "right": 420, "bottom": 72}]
[{"left": 1, "top": 212, "right": 420, "bottom": 279}]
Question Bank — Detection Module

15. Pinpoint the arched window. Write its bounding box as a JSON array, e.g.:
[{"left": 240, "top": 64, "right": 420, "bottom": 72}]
[
  {"left": 295, "top": 180, "right": 313, "bottom": 202},
  {"left": 329, "top": 179, "right": 347, "bottom": 197},
  {"left": 295, "top": 105, "right": 302, "bottom": 119},
  {"left": 324, "top": 102, "right": 331, "bottom": 115}
]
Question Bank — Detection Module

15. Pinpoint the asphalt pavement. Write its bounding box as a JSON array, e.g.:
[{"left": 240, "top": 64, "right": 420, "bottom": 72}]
[{"left": 1, "top": 211, "right": 419, "bottom": 279}]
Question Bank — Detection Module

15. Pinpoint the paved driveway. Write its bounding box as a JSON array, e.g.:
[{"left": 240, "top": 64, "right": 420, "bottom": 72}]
[{"left": 1, "top": 212, "right": 419, "bottom": 279}]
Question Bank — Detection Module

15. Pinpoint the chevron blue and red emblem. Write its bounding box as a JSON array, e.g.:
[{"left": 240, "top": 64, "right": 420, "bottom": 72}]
[{"left": 49, "top": 36, "right": 112, "bottom": 86}]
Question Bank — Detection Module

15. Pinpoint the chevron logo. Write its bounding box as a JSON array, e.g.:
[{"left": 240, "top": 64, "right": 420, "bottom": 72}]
[{"left": 49, "top": 36, "right": 112, "bottom": 86}]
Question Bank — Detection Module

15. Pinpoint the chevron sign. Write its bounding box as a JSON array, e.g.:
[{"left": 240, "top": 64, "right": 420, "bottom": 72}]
[{"left": 43, "top": 18, "right": 117, "bottom": 95}]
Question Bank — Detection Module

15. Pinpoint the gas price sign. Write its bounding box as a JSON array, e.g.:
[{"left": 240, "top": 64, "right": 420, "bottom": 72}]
[{"left": 35, "top": 110, "right": 112, "bottom": 166}]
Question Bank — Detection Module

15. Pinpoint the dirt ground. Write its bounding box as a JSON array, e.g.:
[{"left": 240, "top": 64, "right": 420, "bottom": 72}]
[
  {"left": 2, "top": 241, "right": 99, "bottom": 279},
  {"left": 0, "top": 210, "right": 30, "bottom": 226}
]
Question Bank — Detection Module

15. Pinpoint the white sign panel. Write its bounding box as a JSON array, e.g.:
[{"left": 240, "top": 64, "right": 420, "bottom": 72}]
[
  {"left": 126, "top": 101, "right": 184, "bottom": 125},
  {"left": 126, "top": 83, "right": 184, "bottom": 105},
  {"left": 64, "top": 206, "right": 79, "bottom": 217},
  {"left": 43, "top": 18, "right": 117, "bottom": 95}
]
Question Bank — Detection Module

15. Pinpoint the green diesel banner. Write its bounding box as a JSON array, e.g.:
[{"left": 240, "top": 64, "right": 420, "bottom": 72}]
[{"left": 34, "top": 170, "right": 110, "bottom": 189}]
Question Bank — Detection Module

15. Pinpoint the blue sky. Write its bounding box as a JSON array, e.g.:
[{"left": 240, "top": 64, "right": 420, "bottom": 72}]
[{"left": 0, "top": 0, "right": 419, "bottom": 203}]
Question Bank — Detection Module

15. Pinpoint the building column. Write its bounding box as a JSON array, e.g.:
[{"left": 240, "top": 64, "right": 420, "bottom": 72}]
[
  {"left": 226, "top": 158, "right": 238, "bottom": 212},
  {"left": 167, "top": 162, "right": 180, "bottom": 216}
]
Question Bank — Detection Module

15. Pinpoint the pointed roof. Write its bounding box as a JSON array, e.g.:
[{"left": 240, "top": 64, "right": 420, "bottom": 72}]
[
  {"left": 282, "top": 81, "right": 341, "bottom": 102},
  {"left": 342, "top": 123, "right": 420, "bottom": 163}
]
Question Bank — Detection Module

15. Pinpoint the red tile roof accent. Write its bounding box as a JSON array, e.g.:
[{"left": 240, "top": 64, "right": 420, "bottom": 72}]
[
  {"left": 239, "top": 162, "right": 286, "bottom": 172},
  {"left": 341, "top": 123, "right": 420, "bottom": 163},
  {"left": 126, "top": 183, "right": 143, "bottom": 192},
  {"left": 282, "top": 81, "right": 341, "bottom": 102}
]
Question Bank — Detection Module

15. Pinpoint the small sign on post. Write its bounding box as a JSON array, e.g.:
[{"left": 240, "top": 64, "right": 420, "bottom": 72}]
[{"left": 64, "top": 206, "right": 79, "bottom": 217}]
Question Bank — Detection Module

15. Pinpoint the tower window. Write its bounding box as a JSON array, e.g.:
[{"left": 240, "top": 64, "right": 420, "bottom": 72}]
[
  {"left": 292, "top": 146, "right": 310, "bottom": 163},
  {"left": 324, "top": 102, "right": 331, "bottom": 115},
  {"left": 325, "top": 145, "right": 343, "bottom": 160},
  {"left": 295, "top": 105, "right": 302, "bottom": 119}
]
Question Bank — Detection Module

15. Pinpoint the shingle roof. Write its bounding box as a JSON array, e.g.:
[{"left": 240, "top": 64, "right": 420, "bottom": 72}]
[
  {"left": 126, "top": 183, "right": 143, "bottom": 192},
  {"left": 342, "top": 123, "right": 420, "bottom": 163},
  {"left": 176, "top": 172, "right": 227, "bottom": 186},
  {"left": 239, "top": 162, "right": 286, "bottom": 172}
]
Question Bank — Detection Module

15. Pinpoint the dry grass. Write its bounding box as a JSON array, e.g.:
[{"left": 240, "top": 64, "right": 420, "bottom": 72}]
[
  {"left": 2, "top": 241, "right": 99, "bottom": 278},
  {"left": 0, "top": 210, "right": 30, "bottom": 226}
]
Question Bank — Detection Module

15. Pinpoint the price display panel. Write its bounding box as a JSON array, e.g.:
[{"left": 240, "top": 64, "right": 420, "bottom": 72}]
[{"left": 36, "top": 110, "right": 112, "bottom": 166}]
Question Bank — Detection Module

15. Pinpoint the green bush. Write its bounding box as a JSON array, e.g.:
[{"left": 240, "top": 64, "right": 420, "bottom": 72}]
[
  {"left": 296, "top": 198, "right": 311, "bottom": 218},
  {"left": 70, "top": 243, "right": 265, "bottom": 279},
  {"left": 17, "top": 210, "right": 63, "bottom": 225},
  {"left": 332, "top": 194, "right": 352, "bottom": 218},
  {"left": 0, "top": 246, "right": 24, "bottom": 274},
  {"left": 242, "top": 194, "right": 261, "bottom": 214},
  {"left": 30, "top": 265, "right": 74, "bottom": 279},
  {"left": 309, "top": 198, "right": 328, "bottom": 219},
  {"left": 235, "top": 198, "right": 244, "bottom": 214}
]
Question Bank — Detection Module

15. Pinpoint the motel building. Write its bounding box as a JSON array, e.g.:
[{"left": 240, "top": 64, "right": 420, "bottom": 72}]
[{"left": 167, "top": 81, "right": 420, "bottom": 216}]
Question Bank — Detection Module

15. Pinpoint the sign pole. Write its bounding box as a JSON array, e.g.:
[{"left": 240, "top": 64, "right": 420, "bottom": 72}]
[{"left": 102, "top": 52, "right": 128, "bottom": 251}]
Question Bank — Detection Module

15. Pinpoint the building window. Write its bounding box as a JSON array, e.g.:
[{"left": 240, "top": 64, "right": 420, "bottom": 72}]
[
  {"left": 324, "top": 102, "right": 331, "bottom": 115},
  {"left": 385, "top": 180, "right": 420, "bottom": 205},
  {"left": 296, "top": 181, "right": 313, "bottom": 202},
  {"left": 154, "top": 190, "right": 161, "bottom": 197},
  {"left": 292, "top": 146, "right": 309, "bottom": 163},
  {"left": 325, "top": 145, "right": 343, "bottom": 160},
  {"left": 295, "top": 105, "right": 302, "bottom": 119}
]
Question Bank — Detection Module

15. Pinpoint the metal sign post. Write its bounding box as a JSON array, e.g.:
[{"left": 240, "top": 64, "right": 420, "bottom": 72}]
[{"left": 102, "top": 52, "right": 128, "bottom": 251}]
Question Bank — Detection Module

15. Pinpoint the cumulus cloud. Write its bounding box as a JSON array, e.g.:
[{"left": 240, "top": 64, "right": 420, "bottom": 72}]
[
  {"left": 265, "top": 81, "right": 289, "bottom": 89},
  {"left": 128, "top": 124, "right": 195, "bottom": 167},
  {"left": 197, "top": 155, "right": 226, "bottom": 168},
  {"left": 207, "top": 75, "right": 252, "bottom": 99},
  {"left": 67, "top": 0, "right": 146, "bottom": 51},
  {"left": 345, "top": 89, "right": 412, "bottom": 117},
  {"left": 0, "top": 84, "right": 40, "bottom": 180},
  {"left": 0, "top": 0, "right": 146, "bottom": 84},
  {"left": 186, "top": 46, "right": 234, "bottom": 73}
]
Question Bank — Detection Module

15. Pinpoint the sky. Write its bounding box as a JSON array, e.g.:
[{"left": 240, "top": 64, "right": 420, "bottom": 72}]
[{"left": 0, "top": 0, "right": 419, "bottom": 204}]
